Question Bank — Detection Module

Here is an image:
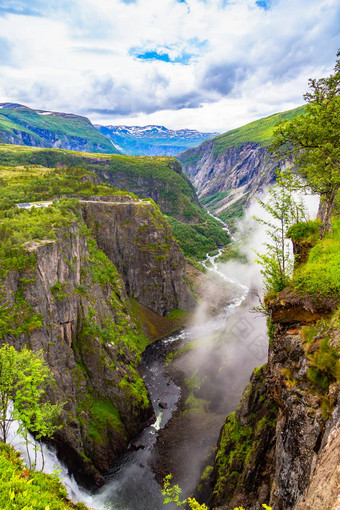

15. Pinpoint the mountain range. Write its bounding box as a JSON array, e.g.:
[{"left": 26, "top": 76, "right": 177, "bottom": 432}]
[
  {"left": 0, "top": 103, "right": 218, "bottom": 156},
  {"left": 96, "top": 124, "right": 219, "bottom": 156}
]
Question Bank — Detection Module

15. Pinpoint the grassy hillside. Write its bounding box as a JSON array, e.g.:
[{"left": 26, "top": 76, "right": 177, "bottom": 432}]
[
  {"left": 211, "top": 105, "right": 306, "bottom": 156},
  {"left": 0, "top": 144, "right": 230, "bottom": 259},
  {"left": 179, "top": 105, "right": 305, "bottom": 168},
  {"left": 0, "top": 104, "right": 118, "bottom": 154}
]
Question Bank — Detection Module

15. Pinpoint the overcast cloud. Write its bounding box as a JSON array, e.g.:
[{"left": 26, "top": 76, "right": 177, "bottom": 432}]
[{"left": 0, "top": 0, "right": 339, "bottom": 132}]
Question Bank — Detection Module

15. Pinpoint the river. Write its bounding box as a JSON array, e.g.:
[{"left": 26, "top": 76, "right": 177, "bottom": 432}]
[{"left": 14, "top": 235, "right": 268, "bottom": 509}]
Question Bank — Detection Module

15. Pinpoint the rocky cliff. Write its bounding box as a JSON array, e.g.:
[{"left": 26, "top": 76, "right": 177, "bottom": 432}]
[
  {"left": 178, "top": 141, "right": 280, "bottom": 223},
  {"left": 177, "top": 107, "right": 304, "bottom": 225},
  {"left": 82, "top": 196, "right": 195, "bottom": 315},
  {"left": 204, "top": 288, "right": 339, "bottom": 510},
  {"left": 1, "top": 196, "right": 195, "bottom": 488}
]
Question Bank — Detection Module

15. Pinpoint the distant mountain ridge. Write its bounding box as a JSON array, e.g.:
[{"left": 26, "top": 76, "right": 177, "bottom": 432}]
[
  {"left": 0, "top": 103, "right": 119, "bottom": 153},
  {"left": 96, "top": 124, "right": 219, "bottom": 156},
  {"left": 178, "top": 106, "right": 306, "bottom": 226},
  {"left": 0, "top": 103, "right": 218, "bottom": 156}
]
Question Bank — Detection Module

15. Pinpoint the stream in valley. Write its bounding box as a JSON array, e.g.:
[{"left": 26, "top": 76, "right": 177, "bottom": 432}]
[
  {"left": 18, "top": 220, "right": 268, "bottom": 510},
  {"left": 71, "top": 238, "right": 267, "bottom": 509}
]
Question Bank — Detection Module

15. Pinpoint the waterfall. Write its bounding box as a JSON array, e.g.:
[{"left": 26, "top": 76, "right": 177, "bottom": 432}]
[{"left": 7, "top": 415, "right": 101, "bottom": 509}]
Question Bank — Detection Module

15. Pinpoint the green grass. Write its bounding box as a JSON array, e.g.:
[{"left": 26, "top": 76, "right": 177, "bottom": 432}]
[
  {"left": 0, "top": 443, "right": 87, "bottom": 509},
  {"left": 166, "top": 215, "right": 230, "bottom": 259},
  {"left": 210, "top": 106, "right": 306, "bottom": 157},
  {"left": 218, "top": 196, "right": 248, "bottom": 226},
  {"left": 0, "top": 105, "right": 117, "bottom": 153},
  {"left": 88, "top": 400, "right": 125, "bottom": 443},
  {"left": 287, "top": 219, "right": 320, "bottom": 242},
  {"left": 0, "top": 144, "right": 230, "bottom": 257},
  {"left": 200, "top": 190, "right": 231, "bottom": 208},
  {"left": 292, "top": 219, "right": 340, "bottom": 296}
]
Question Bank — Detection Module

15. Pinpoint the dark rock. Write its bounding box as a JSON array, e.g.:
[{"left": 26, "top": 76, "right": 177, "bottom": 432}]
[{"left": 158, "top": 401, "right": 168, "bottom": 409}]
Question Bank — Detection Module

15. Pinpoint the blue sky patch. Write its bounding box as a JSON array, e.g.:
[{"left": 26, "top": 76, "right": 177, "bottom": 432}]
[
  {"left": 255, "top": 0, "right": 271, "bottom": 10},
  {"left": 130, "top": 48, "right": 193, "bottom": 65}
]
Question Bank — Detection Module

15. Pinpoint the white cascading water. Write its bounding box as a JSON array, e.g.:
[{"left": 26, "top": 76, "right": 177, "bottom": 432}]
[
  {"left": 8, "top": 208, "right": 276, "bottom": 509},
  {"left": 7, "top": 414, "right": 100, "bottom": 509}
]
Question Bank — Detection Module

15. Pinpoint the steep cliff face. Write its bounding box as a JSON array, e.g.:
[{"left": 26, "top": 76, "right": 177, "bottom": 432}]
[
  {"left": 205, "top": 291, "right": 339, "bottom": 510},
  {"left": 82, "top": 196, "right": 195, "bottom": 315},
  {"left": 1, "top": 196, "right": 195, "bottom": 488},
  {"left": 178, "top": 107, "right": 305, "bottom": 224},
  {"left": 178, "top": 141, "right": 281, "bottom": 223}
]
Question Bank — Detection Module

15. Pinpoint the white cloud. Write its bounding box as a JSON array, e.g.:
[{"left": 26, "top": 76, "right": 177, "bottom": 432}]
[{"left": 0, "top": 0, "right": 339, "bottom": 132}]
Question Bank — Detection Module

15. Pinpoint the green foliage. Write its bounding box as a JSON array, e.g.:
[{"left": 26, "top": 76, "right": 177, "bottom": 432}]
[
  {"left": 218, "top": 196, "right": 248, "bottom": 226},
  {"left": 0, "top": 443, "right": 87, "bottom": 509},
  {"left": 306, "top": 337, "right": 339, "bottom": 392},
  {"left": 287, "top": 219, "right": 320, "bottom": 242},
  {"left": 216, "top": 243, "right": 248, "bottom": 264},
  {"left": 88, "top": 400, "right": 125, "bottom": 443},
  {"left": 292, "top": 219, "right": 340, "bottom": 296},
  {"left": 200, "top": 190, "right": 231, "bottom": 208},
  {"left": 166, "top": 215, "right": 230, "bottom": 260},
  {"left": 254, "top": 184, "right": 307, "bottom": 295},
  {"left": 0, "top": 345, "right": 63, "bottom": 465},
  {"left": 266, "top": 318, "right": 275, "bottom": 346},
  {"left": 272, "top": 51, "right": 340, "bottom": 237},
  {"left": 162, "top": 474, "right": 272, "bottom": 510},
  {"left": 162, "top": 474, "right": 208, "bottom": 509}
]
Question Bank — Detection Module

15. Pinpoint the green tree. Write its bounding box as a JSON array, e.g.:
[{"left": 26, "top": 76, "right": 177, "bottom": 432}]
[
  {"left": 272, "top": 50, "right": 340, "bottom": 238},
  {"left": 254, "top": 184, "right": 306, "bottom": 295},
  {"left": 162, "top": 475, "right": 272, "bottom": 510},
  {"left": 0, "top": 344, "right": 63, "bottom": 468}
]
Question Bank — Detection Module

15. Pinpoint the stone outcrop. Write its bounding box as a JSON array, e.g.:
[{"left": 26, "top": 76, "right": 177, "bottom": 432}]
[
  {"left": 1, "top": 196, "right": 195, "bottom": 488},
  {"left": 178, "top": 142, "right": 285, "bottom": 220},
  {"left": 81, "top": 196, "right": 195, "bottom": 315},
  {"left": 205, "top": 291, "right": 339, "bottom": 510}
]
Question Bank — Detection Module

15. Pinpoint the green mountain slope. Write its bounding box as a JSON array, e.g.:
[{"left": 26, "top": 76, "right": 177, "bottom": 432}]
[
  {"left": 210, "top": 105, "right": 306, "bottom": 156},
  {"left": 178, "top": 106, "right": 306, "bottom": 227},
  {"left": 0, "top": 144, "right": 230, "bottom": 259},
  {"left": 0, "top": 103, "right": 118, "bottom": 154}
]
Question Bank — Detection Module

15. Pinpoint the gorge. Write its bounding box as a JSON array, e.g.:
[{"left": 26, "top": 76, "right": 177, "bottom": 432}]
[{"left": 0, "top": 102, "right": 339, "bottom": 510}]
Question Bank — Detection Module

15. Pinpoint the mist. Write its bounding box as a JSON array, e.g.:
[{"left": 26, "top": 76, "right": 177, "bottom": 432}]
[{"left": 165, "top": 189, "right": 320, "bottom": 497}]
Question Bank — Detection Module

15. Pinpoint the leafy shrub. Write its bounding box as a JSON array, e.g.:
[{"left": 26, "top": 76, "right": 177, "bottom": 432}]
[
  {"left": 287, "top": 219, "right": 320, "bottom": 241},
  {"left": 0, "top": 443, "right": 87, "bottom": 510}
]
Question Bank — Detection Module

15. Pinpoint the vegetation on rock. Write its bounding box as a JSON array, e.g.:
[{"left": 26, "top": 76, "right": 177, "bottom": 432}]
[{"left": 0, "top": 443, "right": 89, "bottom": 510}]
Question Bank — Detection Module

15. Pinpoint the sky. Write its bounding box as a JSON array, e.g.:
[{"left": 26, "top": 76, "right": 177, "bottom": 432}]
[{"left": 0, "top": 0, "right": 339, "bottom": 133}]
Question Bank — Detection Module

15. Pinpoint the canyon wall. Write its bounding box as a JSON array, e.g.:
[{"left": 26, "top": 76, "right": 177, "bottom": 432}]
[
  {"left": 1, "top": 196, "right": 195, "bottom": 487},
  {"left": 204, "top": 288, "right": 339, "bottom": 510}
]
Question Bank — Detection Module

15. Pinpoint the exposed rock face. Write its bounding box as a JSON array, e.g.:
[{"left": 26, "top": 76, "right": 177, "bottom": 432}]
[
  {"left": 206, "top": 292, "right": 339, "bottom": 510},
  {"left": 178, "top": 142, "right": 285, "bottom": 219},
  {"left": 1, "top": 196, "right": 195, "bottom": 488},
  {"left": 207, "top": 366, "right": 277, "bottom": 510},
  {"left": 81, "top": 196, "right": 195, "bottom": 315},
  {"left": 294, "top": 394, "right": 340, "bottom": 510},
  {"left": 266, "top": 288, "right": 338, "bottom": 324}
]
